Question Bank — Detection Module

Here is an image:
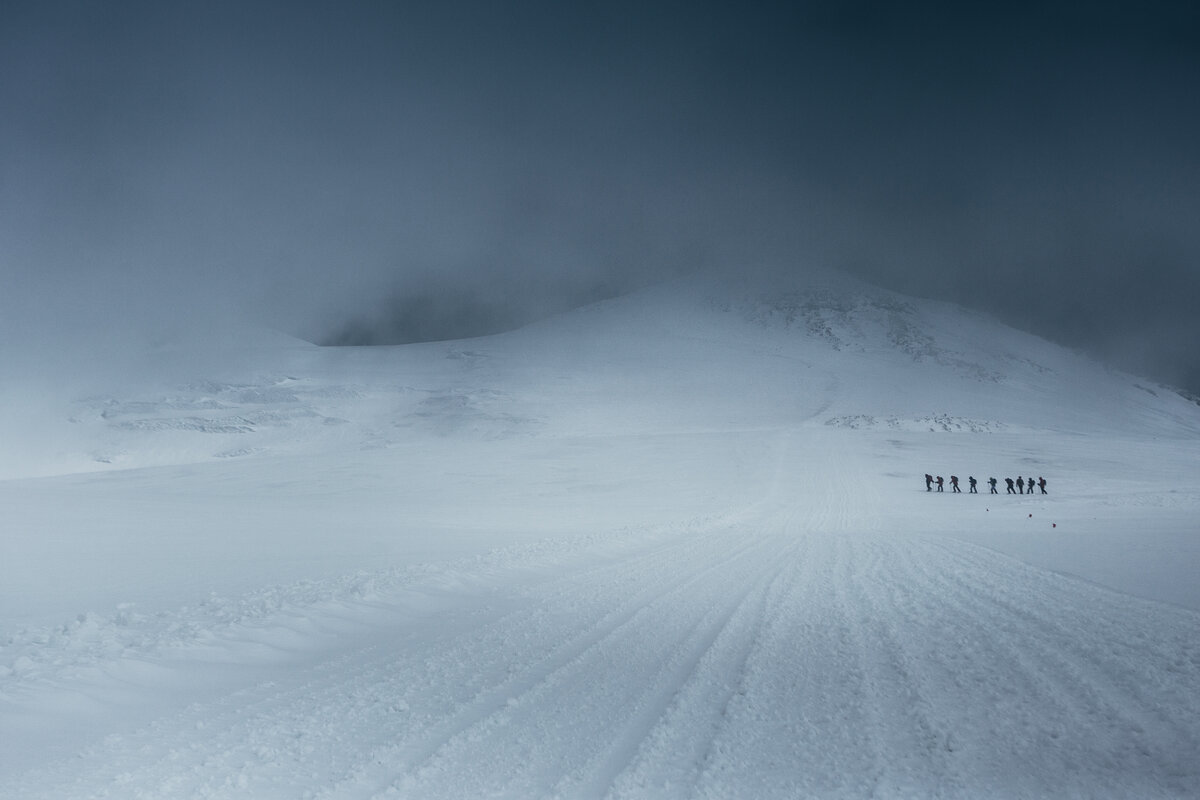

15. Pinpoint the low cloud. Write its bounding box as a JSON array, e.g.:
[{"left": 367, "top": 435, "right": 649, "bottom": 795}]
[{"left": 3, "top": 1, "right": 1198, "bottom": 391}]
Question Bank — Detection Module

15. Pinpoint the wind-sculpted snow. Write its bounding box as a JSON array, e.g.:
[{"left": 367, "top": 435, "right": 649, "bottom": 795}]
[
  {"left": 2, "top": 272, "right": 1200, "bottom": 797},
  {"left": 733, "top": 281, "right": 1007, "bottom": 383},
  {"left": 65, "top": 378, "right": 363, "bottom": 468},
  {"left": 408, "top": 389, "right": 543, "bottom": 438},
  {"left": 825, "top": 414, "right": 1007, "bottom": 433},
  {"left": 109, "top": 415, "right": 259, "bottom": 434}
]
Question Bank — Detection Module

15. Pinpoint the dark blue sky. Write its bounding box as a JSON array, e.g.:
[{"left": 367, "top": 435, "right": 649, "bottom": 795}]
[{"left": 3, "top": 1, "right": 1199, "bottom": 390}]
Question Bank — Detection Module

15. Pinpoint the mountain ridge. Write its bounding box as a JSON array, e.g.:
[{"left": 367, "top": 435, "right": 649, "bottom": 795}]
[{"left": 6, "top": 268, "right": 1198, "bottom": 481}]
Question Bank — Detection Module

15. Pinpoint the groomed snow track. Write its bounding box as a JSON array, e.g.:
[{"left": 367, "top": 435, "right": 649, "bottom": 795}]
[{"left": 4, "top": 435, "right": 1198, "bottom": 799}]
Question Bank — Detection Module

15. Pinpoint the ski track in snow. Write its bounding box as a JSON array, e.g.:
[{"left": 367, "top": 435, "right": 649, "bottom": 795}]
[
  {"left": 5, "top": 277, "right": 1200, "bottom": 798},
  {"left": 3, "top": 433, "right": 1198, "bottom": 799}
]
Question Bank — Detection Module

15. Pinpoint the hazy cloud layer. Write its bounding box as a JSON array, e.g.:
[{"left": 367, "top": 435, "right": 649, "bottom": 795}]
[{"left": 3, "top": 1, "right": 1199, "bottom": 390}]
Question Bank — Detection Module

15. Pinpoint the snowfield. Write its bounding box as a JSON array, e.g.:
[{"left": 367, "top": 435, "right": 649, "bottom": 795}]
[{"left": 2, "top": 270, "right": 1199, "bottom": 798}]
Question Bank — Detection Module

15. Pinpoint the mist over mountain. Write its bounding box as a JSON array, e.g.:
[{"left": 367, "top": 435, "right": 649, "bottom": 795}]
[
  {"left": 2, "top": 1, "right": 1198, "bottom": 394},
  {"left": 320, "top": 270, "right": 641, "bottom": 347}
]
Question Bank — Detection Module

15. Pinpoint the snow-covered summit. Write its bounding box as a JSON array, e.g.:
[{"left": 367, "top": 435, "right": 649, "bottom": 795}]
[
  {"left": 8, "top": 268, "right": 1196, "bottom": 482},
  {"left": 497, "top": 267, "right": 1200, "bottom": 439}
]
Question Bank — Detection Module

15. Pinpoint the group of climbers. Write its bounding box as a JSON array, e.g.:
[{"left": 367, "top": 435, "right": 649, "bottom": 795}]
[{"left": 925, "top": 473, "right": 1047, "bottom": 495}]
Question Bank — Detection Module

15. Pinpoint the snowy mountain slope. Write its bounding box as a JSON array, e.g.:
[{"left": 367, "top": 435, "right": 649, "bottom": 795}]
[
  {"left": 9, "top": 268, "right": 1194, "bottom": 479},
  {"left": 2, "top": 270, "right": 1199, "bottom": 798}
]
